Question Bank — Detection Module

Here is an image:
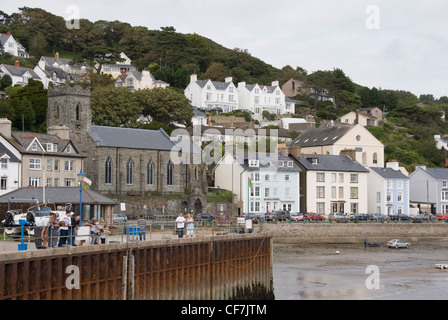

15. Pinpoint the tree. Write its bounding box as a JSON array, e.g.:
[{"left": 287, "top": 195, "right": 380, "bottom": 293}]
[
  {"left": 91, "top": 86, "right": 142, "bottom": 127},
  {"left": 200, "top": 62, "right": 231, "bottom": 82},
  {"left": 0, "top": 74, "right": 12, "bottom": 89},
  {"left": 134, "top": 87, "right": 193, "bottom": 127}
]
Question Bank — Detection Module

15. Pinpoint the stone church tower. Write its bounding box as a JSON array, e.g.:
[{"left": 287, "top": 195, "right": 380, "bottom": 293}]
[{"left": 47, "top": 85, "right": 91, "bottom": 144}]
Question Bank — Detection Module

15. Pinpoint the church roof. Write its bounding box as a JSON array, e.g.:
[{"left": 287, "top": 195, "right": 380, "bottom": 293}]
[{"left": 88, "top": 125, "right": 178, "bottom": 151}]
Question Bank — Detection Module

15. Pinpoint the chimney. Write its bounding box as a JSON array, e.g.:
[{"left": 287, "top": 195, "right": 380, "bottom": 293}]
[
  {"left": 14, "top": 60, "right": 19, "bottom": 67},
  {"left": 121, "top": 69, "right": 127, "bottom": 76},
  {"left": 272, "top": 80, "right": 279, "bottom": 87},
  {"left": 47, "top": 125, "right": 70, "bottom": 140},
  {"left": 0, "top": 118, "right": 12, "bottom": 139},
  {"left": 386, "top": 160, "right": 399, "bottom": 171},
  {"left": 288, "top": 146, "right": 301, "bottom": 158},
  {"left": 339, "top": 148, "right": 356, "bottom": 161},
  {"left": 55, "top": 52, "right": 59, "bottom": 63},
  {"left": 225, "top": 77, "right": 233, "bottom": 83},
  {"left": 190, "top": 74, "right": 197, "bottom": 83}
]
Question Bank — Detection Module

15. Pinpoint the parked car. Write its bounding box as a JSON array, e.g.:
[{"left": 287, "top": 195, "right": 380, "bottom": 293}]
[
  {"left": 195, "top": 213, "right": 216, "bottom": 222},
  {"left": 412, "top": 213, "right": 434, "bottom": 223},
  {"left": 266, "top": 210, "right": 290, "bottom": 222},
  {"left": 389, "top": 213, "right": 410, "bottom": 221},
  {"left": 305, "top": 213, "right": 325, "bottom": 221},
  {"left": 290, "top": 212, "right": 305, "bottom": 221},
  {"left": 244, "top": 213, "right": 261, "bottom": 223},
  {"left": 353, "top": 214, "right": 372, "bottom": 221},
  {"left": 372, "top": 213, "right": 389, "bottom": 222},
  {"left": 436, "top": 213, "right": 448, "bottom": 221},
  {"left": 386, "top": 239, "right": 410, "bottom": 249},
  {"left": 112, "top": 213, "right": 127, "bottom": 224},
  {"left": 328, "top": 212, "right": 348, "bottom": 222}
]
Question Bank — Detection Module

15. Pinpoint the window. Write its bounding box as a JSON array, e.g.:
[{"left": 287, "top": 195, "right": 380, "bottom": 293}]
[
  {"left": 377, "top": 192, "right": 381, "bottom": 203},
  {"left": 29, "top": 177, "right": 41, "bottom": 187},
  {"left": 0, "top": 177, "right": 6, "bottom": 190},
  {"left": 331, "top": 186, "right": 337, "bottom": 199},
  {"left": 339, "top": 173, "right": 344, "bottom": 183},
  {"left": 64, "top": 178, "right": 74, "bottom": 187},
  {"left": 147, "top": 160, "right": 154, "bottom": 186},
  {"left": 105, "top": 157, "right": 112, "bottom": 185},
  {"left": 46, "top": 143, "right": 53, "bottom": 152},
  {"left": 350, "top": 174, "right": 358, "bottom": 183},
  {"left": 1, "top": 158, "right": 7, "bottom": 169},
  {"left": 46, "top": 178, "right": 52, "bottom": 187},
  {"left": 29, "top": 158, "right": 41, "bottom": 170},
  {"left": 362, "top": 152, "right": 367, "bottom": 165},
  {"left": 265, "top": 174, "right": 270, "bottom": 181},
  {"left": 316, "top": 172, "right": 325, "bottom": 182},
  {"left": 54, "top": 178, "right": 59, "bottom": 187},
  {"left": 76, "top": 103, "right": 80, "bottom": 121},
  {"left": 373, "top": 153, "right": 378, "bottom": 165},
  {"left": 66, "top": 145, "right": 71, "bottom": 153},
  {"left": 387, "top": 192, "right": 392, "bottom": 202},
  {"left": 46, "top": 159, "right": 52, "bottom": 171},
  {"left": 397, "top": 181, "right": 403, "bottom": 189},
  {"left": 442, "top": 191, "right": 448, "bottom": 201},
  {"left": 126, "top": 159, "right": 134, "bottom": 185},
  {"left": 338, "top": 187, "right": 344, "bottom": 198},
  {"left": 350, "top": 203, "right": 358, "bottom": 214},
  {"left": 317, "top": 202, "right": 325, "bottom": 215},
  {"left": 265, "top": 188, "right": 270, "bottom": 197},
  {"left": 31, "top": 142, "right": 37, "bottom": 151},
  {"left": 442, "top": 204, "right": 448, "bottom": 213},
  {"left": 397, "top": 191, "right": 403, "bottom": 202},
  {"left": 254, "top": 186, "right": 260, "bottom": 197},
  {"left": 167, "top": 161, "right": 173, "bottom": 186},
  {"left": 285, "top": 174, "right": 290, "bottom": 181},
  {"left": 316, "top": 186, "right": 325, "bottom": 198},
  {"left": 64, "top": 160, "right": 74, "bottom": 171},
  {"left": 54, "top": 160, "right": 59, "bottom": 171},
  {"left": 331, "top": 173, "right": 336, "bottom": 183},
  {"left": 350, "top": 187, "right": 358, "bottom": 199}
]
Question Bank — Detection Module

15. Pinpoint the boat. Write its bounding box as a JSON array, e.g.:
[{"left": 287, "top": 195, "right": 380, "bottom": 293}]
[{"left": 367, "top": 242, "right": 381, "bottom": 247}]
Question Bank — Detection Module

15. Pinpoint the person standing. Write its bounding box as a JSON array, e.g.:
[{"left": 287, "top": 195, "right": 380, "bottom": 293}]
[
  {"left": 85, "top": 218, "right": 100, "bottom": 245},
  {"left": 68, "top": 211, "right": 80, "bottom": 246},
  {"left": 364, "top": 236, "right": 367, "bottom": 248},
  {"left": 58, "top": 211, "right": 71, "bottom": 247},
  {"left": 186, "top": 213, "right": 194, "bottom": 238},
  {"left": 137, "top": 215, "right": 147, "bottom": 241},
  {"left": 48, "top": 213, "right": 59, "bottom": 248},
  {"left": 175, "top": 212, "right": 186, "bottom": 238}
]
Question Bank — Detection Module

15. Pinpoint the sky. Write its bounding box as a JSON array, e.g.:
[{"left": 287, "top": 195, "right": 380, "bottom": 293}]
[{"left": 2, "top": 0, "right": 448, "bottom": 98}]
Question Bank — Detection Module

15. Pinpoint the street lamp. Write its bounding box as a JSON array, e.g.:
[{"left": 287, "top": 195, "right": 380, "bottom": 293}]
[{"left": 77, "top": 169, "right": 84, "bottom": 224}]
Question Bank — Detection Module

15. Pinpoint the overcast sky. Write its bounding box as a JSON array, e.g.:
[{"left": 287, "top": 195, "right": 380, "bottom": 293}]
[{"left": 3, "top": 0, "right": 448, "bottom": 98}]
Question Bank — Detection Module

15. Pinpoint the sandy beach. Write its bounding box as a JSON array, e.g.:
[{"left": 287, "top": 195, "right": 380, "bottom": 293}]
[{"left": 273, "top": 240, "right": 448, "bottom": 300}]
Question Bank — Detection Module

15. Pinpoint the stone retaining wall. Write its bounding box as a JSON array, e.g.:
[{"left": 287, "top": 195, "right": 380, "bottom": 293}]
[{"left": 259, "top": 222, "right": 448, "bottom": 244}]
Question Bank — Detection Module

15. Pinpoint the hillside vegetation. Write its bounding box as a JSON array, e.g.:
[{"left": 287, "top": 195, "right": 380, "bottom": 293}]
[{"left": 1, "top": 7, "right": 448, "bottom": 172}]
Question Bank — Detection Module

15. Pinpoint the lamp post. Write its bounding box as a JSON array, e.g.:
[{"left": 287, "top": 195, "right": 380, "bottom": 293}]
[{"left": 77, "top": 169, "right": 84, "bottom": 225}]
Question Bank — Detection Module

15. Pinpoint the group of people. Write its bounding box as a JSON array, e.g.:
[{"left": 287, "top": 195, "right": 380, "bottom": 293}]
[
  {"left": 175, "top": 212, "right": 194, "bottom": 238},
  {"left": 34, "top": 210, "right": 110, "bottom": 248},
  {"left": 35, "top": 209, "right": 81, "bottom": 249}
]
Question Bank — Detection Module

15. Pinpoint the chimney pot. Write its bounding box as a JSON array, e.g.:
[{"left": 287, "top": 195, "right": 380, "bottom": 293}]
[
  {"left": 14, "top": 60, "right": 19, "bottom": 67},
  {"left": 55, "top": 52, "right": 59, "bottom": 62}
]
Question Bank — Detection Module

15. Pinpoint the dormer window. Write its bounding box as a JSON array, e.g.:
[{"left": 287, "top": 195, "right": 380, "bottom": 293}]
[
  {"left": 31, "top": 142, "right": 37, "bottom": 151},
  {"left": 287, "top": 161, "right": 293, "bottom": 167},
  {"left": 248, "top": 160, "right": 259, "bottom": 167},
  {"left": 46, "top": 143, "right": 53, "bottom": 152},
  {"left": 66, "top": 145, "right": 71, "bottom": 153}
]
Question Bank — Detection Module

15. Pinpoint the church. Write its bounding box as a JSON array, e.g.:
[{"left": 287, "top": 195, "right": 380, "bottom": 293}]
[{"left": 46, "top": 85, "right": 207, "bottom": 213}]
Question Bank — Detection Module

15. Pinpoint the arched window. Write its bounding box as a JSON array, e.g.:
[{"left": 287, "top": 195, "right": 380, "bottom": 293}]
[
  {"left": 373, "top": 152, "right": 378, "bottom": 165},
  {"left": 147, "top": 160, "right": 154, "bottom": 186},
  {"left": 362, "top": 152, "right": 367, "bottom": 165},
  {"left": 105, "top": 157, "right": 112, "bottom": 185},
  {"left": 167, "top": 160, "right": 173, "bottom": 186},
  {"left": 126, "top": 158, "right": 134, "bottom": 185}
]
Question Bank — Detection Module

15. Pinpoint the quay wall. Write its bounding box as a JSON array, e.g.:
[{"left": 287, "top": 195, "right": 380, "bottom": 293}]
[
  {"left": 259, "top": 222, "right": 448, "bottom": 244},
  {"left": 0, "top": 234, "right": 273, "bottom": 300}
]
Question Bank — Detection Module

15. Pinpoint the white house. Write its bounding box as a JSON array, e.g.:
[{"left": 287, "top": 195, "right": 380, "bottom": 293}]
[
  {"left": 213, "top": 152, "right": 301, "bottom": 215},
  {"left": 115, "top": 70, "right": 169, "bottom": 92},
  {"left": 368, "top": 161, "right": 410, "bottom": 217},
  {"left": 237, "top": 81, "right": 293, "bottom": 121},
  {"left": 100, "top": 52, "right": 138, "bottom": 79},
  {"left": 184, "top": 74, "right": 238, "bottom": 113},
  {"left": 0, "top": 119, "right": 21, "bottom": 195},
  {"left": 0, "top": 61, "right": 41, "bottom": 87},
  {"left": 293, "top": 154, "right": 369, "bottom": 216},
  {"left": 0, "top": 32, "right": 29, "bottom": 58}
]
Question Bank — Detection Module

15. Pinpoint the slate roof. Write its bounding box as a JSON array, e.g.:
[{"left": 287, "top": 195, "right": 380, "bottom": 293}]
[
  {"left": 294, "top": 154, "right": 369, "bottom": 173},
  {"left": 0, "top": 187, "right": 116, "bottom": 205},
  {"left": 241, "top": 154, "right": 301, "bottom": 173},
  {"left": 244, "top": 84, "right": 278, "bottom": 93},
  {"left": 196, "top": 79, "right": 232, "bottom": 91},
  {"left": 420, "top": 168, "right": 448, "bottom": 180},
  {"left": 1, "top": 64, "right": 40, "bottom": 80},
  {"left": 88, "top": 125, "right": 178, "bottom": 151},
  {"left": 0, "top": 141, "right": 20, "bottom": 163},
  {"left": 370, "top": 167, "right": 409, "bottom": 179},
  {"left": 288, "top": 123, "right": 354, "bottom": 147}
]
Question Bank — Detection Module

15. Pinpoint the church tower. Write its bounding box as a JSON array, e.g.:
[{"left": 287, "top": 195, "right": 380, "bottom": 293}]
[{"left": 47, "top": 85, "right": 91, "bottom": 142}]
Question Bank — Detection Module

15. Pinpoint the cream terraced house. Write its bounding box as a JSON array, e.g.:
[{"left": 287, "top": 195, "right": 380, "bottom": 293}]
[
  {"left": 288, "top": 122, "right": 384, "bottom": 168},
  {"left": 292, "top": 154, "right": 369, "bottom": 217}
]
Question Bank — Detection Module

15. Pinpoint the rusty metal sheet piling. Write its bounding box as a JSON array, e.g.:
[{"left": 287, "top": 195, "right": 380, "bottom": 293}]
[{"left": 0, "top": 234, "right": 273, "bottom": 300}]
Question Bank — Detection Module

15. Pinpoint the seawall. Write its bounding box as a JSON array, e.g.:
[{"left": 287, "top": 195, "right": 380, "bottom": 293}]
[{"left": 259, "top": 222, "right": 448, "bottom": 244}]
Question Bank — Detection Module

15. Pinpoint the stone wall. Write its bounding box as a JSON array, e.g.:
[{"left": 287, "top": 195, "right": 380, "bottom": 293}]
[{"left": 259, "top": 222, "right": 448, "bottom": 243}]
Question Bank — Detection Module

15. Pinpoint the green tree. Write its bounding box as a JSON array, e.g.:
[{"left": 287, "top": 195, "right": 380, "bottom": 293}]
[
  {"left": 0, "top": 74, "right": 12, "bottom": 89},
  {"left": 134, "top": 87, "right": 193, "bottom": 127},
  {"left": 91, "top": 86, "right": 142, "bottom": 127}
]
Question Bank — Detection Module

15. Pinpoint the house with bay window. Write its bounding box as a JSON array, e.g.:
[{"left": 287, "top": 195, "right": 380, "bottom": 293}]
[
  {"left": 409, "top": 165, "right": 448, "bottom": 215},
  {"left": 213, "top": 152, "right": 301, "bottom": 215},
  {"left": 292, "top": 154, "right": 369, "bottom": 217}
]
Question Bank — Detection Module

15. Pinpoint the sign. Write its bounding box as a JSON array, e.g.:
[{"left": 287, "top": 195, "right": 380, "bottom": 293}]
[{"left": 120, "top": 202, "right": 126, "bottom": 211}]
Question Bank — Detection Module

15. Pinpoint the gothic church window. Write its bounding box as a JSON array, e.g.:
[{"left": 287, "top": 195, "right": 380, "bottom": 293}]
[
  {"left": 147, "top": 160, "right": 154, "bottom": 185},
  {"left": 105, "top": 157, "right": 112, "bottom": 185},
  {"left": 127, "top": 158, "right": 134, "bottom": 185},
  {"left": 167, "top": 160, "right": 173, "bottom": 186}
]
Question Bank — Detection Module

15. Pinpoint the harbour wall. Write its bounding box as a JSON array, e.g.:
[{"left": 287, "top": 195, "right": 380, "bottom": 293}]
[{"left": 0, "top": 234, "right": 273, "bottom": 300}]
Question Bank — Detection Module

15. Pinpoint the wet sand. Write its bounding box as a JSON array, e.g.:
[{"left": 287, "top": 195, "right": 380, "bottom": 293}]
[{"left": 273, "top": 240, "right": 448, "bottom": 300}]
